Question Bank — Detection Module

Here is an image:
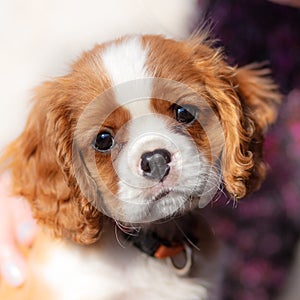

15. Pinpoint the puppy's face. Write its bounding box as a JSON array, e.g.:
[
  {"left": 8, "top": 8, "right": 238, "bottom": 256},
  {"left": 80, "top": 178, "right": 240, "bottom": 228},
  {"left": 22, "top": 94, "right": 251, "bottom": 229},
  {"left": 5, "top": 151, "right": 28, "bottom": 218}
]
[
  {"left": 70, "top": 35, "right": 279, "bottom": 224},
  {"left": 78, "top": 80, "right": 222, "bottom": 224},
  {"left": 6, "top": 34, "right": 280, "bottom": 243}
]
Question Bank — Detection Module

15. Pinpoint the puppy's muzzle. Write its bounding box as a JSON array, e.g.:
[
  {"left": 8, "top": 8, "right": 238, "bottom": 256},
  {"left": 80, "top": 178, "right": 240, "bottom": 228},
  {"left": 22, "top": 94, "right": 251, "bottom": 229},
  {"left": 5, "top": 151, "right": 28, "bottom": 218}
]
[{"left": 140, "top": 149, "right": 171, "bottom": 182}]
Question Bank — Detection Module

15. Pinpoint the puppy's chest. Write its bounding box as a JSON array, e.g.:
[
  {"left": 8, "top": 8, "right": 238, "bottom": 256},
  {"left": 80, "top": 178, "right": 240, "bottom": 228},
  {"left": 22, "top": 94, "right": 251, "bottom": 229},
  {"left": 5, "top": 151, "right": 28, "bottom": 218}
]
[{"left": 32, "top": 229, "right": 219, "bottom": 300}]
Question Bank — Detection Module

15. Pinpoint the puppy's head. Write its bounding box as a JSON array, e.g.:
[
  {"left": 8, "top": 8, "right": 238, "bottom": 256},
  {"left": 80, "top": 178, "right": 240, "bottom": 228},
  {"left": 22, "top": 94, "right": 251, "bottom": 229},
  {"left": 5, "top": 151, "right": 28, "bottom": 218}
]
[{"left": 2, "top": 35, "right": 280, "bottom": 243}]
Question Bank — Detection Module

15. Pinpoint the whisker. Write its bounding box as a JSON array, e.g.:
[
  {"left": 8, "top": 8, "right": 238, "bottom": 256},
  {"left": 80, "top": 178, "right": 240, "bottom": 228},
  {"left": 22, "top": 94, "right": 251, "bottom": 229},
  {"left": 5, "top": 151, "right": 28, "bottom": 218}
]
[
  {"left": 114, "top": 219, "right": 141, "bottom": 236},
  {"left": 173, "top": 220, "right": 201, "bottom": 252},
  {"left": 114, "top": 223, "right": 127, "bottom": 248}
]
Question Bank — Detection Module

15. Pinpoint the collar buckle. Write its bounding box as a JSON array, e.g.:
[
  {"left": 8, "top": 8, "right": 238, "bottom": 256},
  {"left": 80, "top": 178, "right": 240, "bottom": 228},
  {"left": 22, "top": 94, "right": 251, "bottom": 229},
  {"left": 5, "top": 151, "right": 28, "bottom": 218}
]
[{"left": 166, "top": 244, "right": 193, "bottom": 276}]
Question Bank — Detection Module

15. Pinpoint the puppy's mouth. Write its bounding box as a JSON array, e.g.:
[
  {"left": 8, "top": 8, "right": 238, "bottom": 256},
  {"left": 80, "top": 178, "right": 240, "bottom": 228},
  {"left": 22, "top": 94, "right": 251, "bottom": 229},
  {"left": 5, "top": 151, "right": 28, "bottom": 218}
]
[{"left": 152, "top": 189, "right": 171, "bottom": 201}]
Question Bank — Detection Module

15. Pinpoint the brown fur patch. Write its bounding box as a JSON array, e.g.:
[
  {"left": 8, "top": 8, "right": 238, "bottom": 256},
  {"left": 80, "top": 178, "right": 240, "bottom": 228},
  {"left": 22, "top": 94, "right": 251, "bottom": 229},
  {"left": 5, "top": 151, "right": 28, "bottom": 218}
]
[{"left": 143, "top": 36, "right": 224, "bottom": 162}]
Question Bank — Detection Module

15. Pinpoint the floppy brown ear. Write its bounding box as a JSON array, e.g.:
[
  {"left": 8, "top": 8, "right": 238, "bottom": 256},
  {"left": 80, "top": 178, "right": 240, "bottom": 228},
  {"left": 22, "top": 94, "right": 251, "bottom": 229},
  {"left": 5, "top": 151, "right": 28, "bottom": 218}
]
[
  {"left": 1, "top": 80, "right": 102, "bottom": 244},
  {"left": 220, "top": 64, "right": 281, "bottom": 199}
]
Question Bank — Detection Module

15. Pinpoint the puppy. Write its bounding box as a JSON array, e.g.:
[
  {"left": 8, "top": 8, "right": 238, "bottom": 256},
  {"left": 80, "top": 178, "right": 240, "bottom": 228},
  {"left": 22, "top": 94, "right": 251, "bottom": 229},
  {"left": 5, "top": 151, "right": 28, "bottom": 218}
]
[{"left": 0, "top": 34, "right": 280, "bottom": 300}]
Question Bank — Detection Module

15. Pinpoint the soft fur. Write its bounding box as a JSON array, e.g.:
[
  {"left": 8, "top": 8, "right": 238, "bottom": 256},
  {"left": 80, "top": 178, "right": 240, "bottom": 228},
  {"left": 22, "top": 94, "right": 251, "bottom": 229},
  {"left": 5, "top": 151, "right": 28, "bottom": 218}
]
[{"left": 0, "top": 34, "right": 280, "bottom": 300}]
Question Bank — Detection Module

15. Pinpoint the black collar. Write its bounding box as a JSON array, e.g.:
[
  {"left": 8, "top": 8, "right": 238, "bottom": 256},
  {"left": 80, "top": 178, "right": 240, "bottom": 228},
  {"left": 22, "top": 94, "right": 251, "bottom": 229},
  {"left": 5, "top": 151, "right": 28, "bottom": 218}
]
[
  {"left": 123, "top": 229, "right": 184, "bottom": 258},
  {"left": 121, "top": 228, "right": 195, "bottom": 276}
]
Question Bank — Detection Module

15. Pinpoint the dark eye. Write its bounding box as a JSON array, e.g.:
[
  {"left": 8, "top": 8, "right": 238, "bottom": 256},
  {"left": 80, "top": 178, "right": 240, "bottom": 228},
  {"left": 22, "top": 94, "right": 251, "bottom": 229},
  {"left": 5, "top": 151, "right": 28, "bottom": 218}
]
[
  {"left": 92, "top": 131, "right": 114, "bottom": 152},
  {"left": 174, "top": 104, "right": 198, "bottom": 124}
]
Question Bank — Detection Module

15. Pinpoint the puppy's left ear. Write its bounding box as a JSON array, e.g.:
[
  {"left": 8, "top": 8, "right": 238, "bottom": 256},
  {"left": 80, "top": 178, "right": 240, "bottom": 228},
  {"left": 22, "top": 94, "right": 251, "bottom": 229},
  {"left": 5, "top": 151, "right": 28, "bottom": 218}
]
[
  {"left": 235, "top": 65, "right": 280, "bottom": 131},
  {"left": 222, "top": 64, "right": 281, "bottom": 199},
  {"left": 1, "top": 80, "right": 103, "bottom": 245}
]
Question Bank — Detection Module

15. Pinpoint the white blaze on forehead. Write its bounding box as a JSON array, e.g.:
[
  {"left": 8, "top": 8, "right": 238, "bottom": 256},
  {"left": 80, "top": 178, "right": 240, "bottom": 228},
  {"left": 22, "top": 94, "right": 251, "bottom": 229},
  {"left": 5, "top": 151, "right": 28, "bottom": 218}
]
[
  {"left": 101, "top": 36, "right": 153, "bottom": 118},
  {"left": 101, "top": 36, "right": 150, "bottom": 86}
]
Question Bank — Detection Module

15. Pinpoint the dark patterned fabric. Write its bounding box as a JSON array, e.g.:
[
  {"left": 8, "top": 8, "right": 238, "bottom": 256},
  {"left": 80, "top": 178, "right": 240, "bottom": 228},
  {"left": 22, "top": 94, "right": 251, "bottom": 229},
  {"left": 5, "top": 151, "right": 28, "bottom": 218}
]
[
  {"left": 204, "top": 0, "right": 300, "bottom": 92},
  {"left": 194, "top": 1, "right": 300, "bottom": 299}
]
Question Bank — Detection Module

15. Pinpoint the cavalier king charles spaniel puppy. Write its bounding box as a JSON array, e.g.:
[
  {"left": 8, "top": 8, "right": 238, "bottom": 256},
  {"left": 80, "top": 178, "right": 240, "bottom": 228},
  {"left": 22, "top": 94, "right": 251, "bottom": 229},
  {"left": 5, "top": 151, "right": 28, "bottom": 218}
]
[{"left": 0, "top": 34, "right": 280, "bottom": 300}]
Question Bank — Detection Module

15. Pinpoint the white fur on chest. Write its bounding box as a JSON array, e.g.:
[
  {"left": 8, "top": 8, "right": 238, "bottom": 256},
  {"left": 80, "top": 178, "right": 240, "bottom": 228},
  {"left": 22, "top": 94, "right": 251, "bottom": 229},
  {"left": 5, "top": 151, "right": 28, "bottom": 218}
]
[{"left": 32, "top": 227, "right": 221, "bottom": 300}]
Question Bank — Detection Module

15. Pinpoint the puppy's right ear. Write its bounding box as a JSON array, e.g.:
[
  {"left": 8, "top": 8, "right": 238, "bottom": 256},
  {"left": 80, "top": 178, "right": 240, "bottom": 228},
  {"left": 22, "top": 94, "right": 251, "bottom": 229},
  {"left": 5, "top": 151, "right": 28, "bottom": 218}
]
[
  {"left": 1, "top": 80, "right": 103, "bottom": 245},
  {"left": 220, "top": 65, "right": 281, "bottom": 199}
]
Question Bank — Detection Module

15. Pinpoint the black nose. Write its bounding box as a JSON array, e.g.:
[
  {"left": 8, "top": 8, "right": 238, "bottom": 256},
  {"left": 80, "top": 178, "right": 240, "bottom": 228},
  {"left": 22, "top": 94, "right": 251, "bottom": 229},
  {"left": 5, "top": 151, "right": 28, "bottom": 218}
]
[{"left": 140, "top": 149, "right": 171, "bottom": 182}]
